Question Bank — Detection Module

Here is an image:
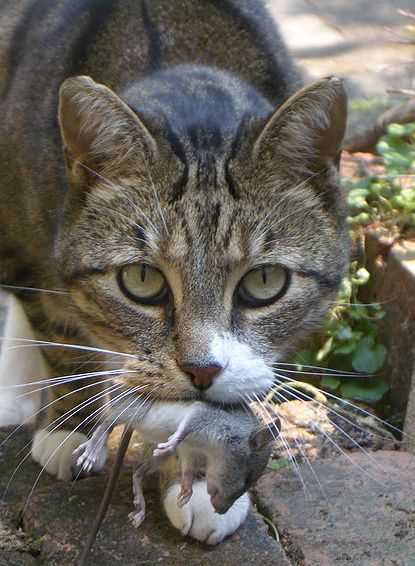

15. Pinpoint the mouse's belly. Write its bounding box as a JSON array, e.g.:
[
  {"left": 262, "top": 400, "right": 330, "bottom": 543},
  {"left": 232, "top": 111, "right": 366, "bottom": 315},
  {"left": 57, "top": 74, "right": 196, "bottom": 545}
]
[{"left": 133, "top": 401, "right": 192, "bottom": 443}]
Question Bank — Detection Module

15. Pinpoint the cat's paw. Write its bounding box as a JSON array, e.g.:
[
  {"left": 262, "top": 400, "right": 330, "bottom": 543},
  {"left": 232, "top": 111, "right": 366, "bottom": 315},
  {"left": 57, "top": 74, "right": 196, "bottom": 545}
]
[
  {"left": 31, "top": 429, "right": 106, "bottom": 481},
  {"left": 163, "top": 481, "right": 250, "bottom": 545}
]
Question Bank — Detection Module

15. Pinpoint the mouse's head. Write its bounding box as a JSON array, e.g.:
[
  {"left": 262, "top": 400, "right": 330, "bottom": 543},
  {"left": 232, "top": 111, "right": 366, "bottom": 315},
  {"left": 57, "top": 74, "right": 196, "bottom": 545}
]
[{"left": 208, "top": 415, "right": 281, "bottom": 514}]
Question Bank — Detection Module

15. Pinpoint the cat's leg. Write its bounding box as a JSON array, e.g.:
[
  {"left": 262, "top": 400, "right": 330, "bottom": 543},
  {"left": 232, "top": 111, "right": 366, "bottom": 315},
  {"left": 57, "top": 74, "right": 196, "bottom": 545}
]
[
  {"left": 159, "top": 456, "right": 250, "bottom": 545},
  {"left": 0, "top": 294, "right": 46, "bottom": 426}
]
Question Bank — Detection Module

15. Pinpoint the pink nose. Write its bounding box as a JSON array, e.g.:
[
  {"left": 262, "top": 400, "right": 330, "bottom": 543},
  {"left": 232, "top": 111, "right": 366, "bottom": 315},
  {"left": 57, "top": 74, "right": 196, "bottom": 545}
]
[{"left": 181, "top": 363, "right": 222, "bottom": 390}]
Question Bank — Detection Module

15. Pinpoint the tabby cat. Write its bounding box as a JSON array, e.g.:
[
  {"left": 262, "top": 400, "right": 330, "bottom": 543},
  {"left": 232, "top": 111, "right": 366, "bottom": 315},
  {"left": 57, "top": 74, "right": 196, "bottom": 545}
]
[{"left": 0, "top": 0, "right": 348, "bottom": 543}]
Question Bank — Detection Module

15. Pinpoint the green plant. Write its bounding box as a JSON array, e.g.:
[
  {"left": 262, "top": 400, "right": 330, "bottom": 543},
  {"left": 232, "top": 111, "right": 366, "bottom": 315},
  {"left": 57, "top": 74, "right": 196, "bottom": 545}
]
[
  {"left": 293, "top": 123, "right": 415, "bottom": 404},
  {"left": 294, "top": 262, "right": 389, "bottom": 404},
  {"left": 346, "top": 122, "right": 415, "bottom": 234}
]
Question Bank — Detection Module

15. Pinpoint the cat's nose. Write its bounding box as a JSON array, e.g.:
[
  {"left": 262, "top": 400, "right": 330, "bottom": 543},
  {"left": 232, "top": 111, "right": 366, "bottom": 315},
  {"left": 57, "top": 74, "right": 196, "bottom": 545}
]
[{"left": 181, "top": 363, "right": 222, "bottom": 390}]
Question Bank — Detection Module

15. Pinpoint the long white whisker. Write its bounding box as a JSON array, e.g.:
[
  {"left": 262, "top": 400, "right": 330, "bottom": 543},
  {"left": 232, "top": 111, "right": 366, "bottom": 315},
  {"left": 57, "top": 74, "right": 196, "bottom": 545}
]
[
  {"left": 273, "top": 378, "right": 386, "bottom": 473},
  {"left": 275, "top": 372, "right": 408, "bottom": 439},
  {"left": 19, "top": 382, "right": 130, "bottom": 511},
  {"left": 0, "top": 337, "right": 137, "bottom": 359},
  {"left": 270, "top": 384, "right": 383, "bottom": 486},
  {"left": 272, "top": 373, "right": 393, "bottom": 442},
  {"left": 0, "top": 377, "right": 121, "bottom": 453},
  {"left": 250, "top": 392, "right": 308, "bottom": 494},
  {"left": 2, "top": 383, "right": 123, "bottom": 501},
  {"left": 1, "top": 369, "right": 130, "bottom": 393},
  {"left": 0, "top": 284, "right": 69, "bottom": 295}
]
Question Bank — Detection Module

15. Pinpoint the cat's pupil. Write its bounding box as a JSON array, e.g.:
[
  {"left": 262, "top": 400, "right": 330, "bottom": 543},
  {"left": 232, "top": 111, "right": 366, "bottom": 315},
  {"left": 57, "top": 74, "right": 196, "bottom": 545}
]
[
  {"left": 140, "top": 265, "right": 146, "bottom": 283},
  {"left": 261, "top": 268, "right": 267, "bottom": 285}
]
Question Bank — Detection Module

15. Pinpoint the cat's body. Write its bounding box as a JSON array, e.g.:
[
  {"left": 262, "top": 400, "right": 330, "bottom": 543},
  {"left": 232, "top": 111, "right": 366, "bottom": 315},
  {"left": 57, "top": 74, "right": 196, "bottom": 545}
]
[{"left": 0, "top": 0, "right": 349, "bottom": 544}]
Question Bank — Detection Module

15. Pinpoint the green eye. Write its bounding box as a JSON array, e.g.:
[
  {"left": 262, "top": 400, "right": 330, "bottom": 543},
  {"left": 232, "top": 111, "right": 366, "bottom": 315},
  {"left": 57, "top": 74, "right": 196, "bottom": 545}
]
[
  {"left": 237, "top": 265, "right": 289, "bottom": 307},
  {"left": 118, "top": 264, "right": 168, "bottom": 305}
]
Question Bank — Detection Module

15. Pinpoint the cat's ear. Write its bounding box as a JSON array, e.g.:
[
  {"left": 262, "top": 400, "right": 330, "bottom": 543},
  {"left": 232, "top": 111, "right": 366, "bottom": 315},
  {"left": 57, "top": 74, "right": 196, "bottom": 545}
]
[
  {"left": 253, "top": 77, "right": 347, "bottom": 176},
  {"left": 58, "top": 76, "right": 157, "bottom": 180}
]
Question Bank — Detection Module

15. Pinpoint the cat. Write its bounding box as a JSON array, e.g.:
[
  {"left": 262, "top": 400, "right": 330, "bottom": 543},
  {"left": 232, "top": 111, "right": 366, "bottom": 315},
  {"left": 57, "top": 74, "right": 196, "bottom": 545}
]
[{"left": 0, "top": 0, "right": 348, "bottom": 544}]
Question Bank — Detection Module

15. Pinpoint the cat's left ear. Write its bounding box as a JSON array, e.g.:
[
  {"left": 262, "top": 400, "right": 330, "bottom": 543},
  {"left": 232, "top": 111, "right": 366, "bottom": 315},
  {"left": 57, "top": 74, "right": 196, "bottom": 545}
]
[
  {"left": 253, "top": 76, "right": 347, "bottom": 176},
  {"left": 58, "top": 75, "right": 157, "bottom": 181}
]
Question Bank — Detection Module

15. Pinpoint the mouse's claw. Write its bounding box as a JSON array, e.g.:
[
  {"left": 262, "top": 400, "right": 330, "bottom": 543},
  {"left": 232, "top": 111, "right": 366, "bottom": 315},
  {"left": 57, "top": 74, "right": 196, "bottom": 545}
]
[{"left": 128, "top": 509, "right": 146, "bottom": 529}]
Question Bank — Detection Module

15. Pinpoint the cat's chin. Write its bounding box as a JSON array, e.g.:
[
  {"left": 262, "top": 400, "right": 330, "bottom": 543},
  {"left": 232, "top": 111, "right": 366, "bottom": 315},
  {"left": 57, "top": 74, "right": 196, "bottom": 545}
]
[{"left": 163, "top": 480, "right": 250, "bottom": 545}]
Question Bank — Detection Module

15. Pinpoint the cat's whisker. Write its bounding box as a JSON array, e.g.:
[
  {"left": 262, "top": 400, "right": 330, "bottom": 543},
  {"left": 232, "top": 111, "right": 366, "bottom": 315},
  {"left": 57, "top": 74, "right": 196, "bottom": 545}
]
[
  {"left": 249, "top": 392, "right": 308, "bottom": 494},
  {"left": 273, "top": 362, "right": 364, "bottom": 376},
  {"left": 270, "top": 379, "right": 385, "bottom": 486},
  {"left": 0, "top": 377, "right": 122, "bottom": 453},
  {"left": 19, "top": 382, "right": 133, "bottom": 511},
  {"left": 0, "top": 337, "right": 137, "bottom": 360},
  {"left": 272, "top": 365, "right": 372, "bottom": 379},
  {"left": 0, "top": 368, "right": 130, "bottom": 393},
  {"left": 74, "top": 384, "right": 156, "bottom": 482},
  {"left": 271, "top": 373, "right": 394, "bottom": 442},
  {"left": 0, "top": 284, "right": 69, "bottom": 295},
  {"left": 2, "top": 382, "right": 123, "bottom": 501},
  {"left": 273, "top": 400, "right": 326, "bottom": 497},
  {"left": 14, "top": 383, "right": 125, "bottom": 461},
  {"left": 275, "top": 372, "right": 410, "bottom": 440}
]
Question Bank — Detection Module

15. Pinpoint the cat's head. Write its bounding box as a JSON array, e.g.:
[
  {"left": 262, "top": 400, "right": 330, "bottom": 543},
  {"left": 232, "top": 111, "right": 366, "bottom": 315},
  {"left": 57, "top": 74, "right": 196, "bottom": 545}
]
[{"left": 56, "top": 72, "right": 348, "bottom": 404}]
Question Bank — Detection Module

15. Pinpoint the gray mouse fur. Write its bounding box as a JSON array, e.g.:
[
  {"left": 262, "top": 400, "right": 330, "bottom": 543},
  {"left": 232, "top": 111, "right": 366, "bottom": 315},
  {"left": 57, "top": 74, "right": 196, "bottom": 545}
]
[{"left": 75, "top": 400, "right": 280, "bottom": 563}]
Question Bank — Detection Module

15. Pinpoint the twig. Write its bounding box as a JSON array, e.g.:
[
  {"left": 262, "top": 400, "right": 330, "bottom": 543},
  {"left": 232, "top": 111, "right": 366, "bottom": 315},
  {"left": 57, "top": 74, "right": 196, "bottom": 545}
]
[
  {"left": 387, "top": 88, "right": 415, "bottom": 97},
  {"left": 344, "top": 99, "right": 415, "bottom": 153}
]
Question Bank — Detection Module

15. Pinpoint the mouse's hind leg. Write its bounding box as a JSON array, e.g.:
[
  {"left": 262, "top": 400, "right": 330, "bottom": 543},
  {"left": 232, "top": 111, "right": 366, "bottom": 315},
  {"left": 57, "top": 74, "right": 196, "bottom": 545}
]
[
  {"left": 128, "top": 461, "right": 149, "bottom": 528},
  {"left": 177, "top": 449, "right": 194, "bottom": 507}
]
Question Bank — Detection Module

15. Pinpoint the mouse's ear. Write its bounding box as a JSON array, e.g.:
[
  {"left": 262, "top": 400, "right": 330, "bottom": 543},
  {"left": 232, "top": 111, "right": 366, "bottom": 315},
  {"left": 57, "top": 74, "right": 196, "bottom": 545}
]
[{"left": 249, "top": 416, "right": 281, "bottom": 450}]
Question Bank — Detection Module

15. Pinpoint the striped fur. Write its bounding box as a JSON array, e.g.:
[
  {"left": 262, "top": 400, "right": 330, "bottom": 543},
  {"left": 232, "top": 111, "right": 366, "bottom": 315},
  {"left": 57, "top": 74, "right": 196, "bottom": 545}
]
[{"left": 0, "top": 0, "right": 348, "bottom": 543}]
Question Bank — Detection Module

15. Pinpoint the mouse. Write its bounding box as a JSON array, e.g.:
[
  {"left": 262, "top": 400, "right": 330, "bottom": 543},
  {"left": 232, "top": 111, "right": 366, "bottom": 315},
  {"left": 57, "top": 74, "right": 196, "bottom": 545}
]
[
  {"left": 75, "top": 401, "right": 280, "bottom": 564},
  {"left": 152, "top": 401, "right": 280, "bottom": 514}
]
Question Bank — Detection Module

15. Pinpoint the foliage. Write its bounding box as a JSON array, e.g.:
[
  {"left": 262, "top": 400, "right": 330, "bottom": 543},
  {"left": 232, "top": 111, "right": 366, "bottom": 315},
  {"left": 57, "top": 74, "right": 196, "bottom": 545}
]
[
  {"left": 346, "top": 122, "right": 415, "bottom": 234},
  {"left": 294, "top": 262, "right": 388, "bottom": 403},
  {"left": 293, "top": 123, "right": 415, "bottom": 404}
]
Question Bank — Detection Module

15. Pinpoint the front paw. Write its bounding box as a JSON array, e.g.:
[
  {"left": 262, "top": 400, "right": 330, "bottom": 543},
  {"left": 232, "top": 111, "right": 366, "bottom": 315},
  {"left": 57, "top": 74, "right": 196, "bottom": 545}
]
[
  {"left": 31, "top": 429, "right": 106, "bottom": 481},
  {"left": 163, "top": 481, "right": 250, "bottom": 545}
]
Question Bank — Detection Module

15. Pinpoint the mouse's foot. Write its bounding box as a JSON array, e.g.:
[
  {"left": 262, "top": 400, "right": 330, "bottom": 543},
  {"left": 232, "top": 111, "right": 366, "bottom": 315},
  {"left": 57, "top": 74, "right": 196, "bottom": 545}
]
[
  {"left": 153, "top": 433, "right": 179, "bottom": 457},
  {"left": 177, "top": 470, "right": 193, "bottom": 507},
  {"left": 73, "top": 436, "right": 106, "bottom": 474},
  {"left": 128, "top": 509, "right": 146, "bottom": 529}
]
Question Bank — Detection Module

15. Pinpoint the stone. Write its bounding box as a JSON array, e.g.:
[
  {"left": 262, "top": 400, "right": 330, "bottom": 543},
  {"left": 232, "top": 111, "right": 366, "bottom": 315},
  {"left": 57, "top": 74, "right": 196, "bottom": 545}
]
[
  {"left": 363, "top": 234, "right": 415, "bottom": 452},
  {"left": 255, "top": 450, "right": 415, "bottom": 566},
  {"left": 0, "top": 427, "right": 289, "bottom": 565}
]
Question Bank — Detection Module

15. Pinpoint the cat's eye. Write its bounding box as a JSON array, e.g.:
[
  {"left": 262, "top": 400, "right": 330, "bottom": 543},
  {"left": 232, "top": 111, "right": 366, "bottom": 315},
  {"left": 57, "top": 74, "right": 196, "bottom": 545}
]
[
  {"left": 118, "top": 264, "right": 168, "bottom": 305},
  {"left": 237, "top": 265, "right": 289, "bottom": 307}
]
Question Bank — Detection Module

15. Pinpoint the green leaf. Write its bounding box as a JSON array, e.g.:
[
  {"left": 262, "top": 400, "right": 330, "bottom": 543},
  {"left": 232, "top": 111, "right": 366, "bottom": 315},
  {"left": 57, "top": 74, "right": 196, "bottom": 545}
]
[
  {"left": 340, "top": 379, "right": 389, "bottom": 403},
  {"left": 351, "top": 337, "right": 387, "bottom": 373},
  {"left": 267, "top": 458, "right": 290, "bottom": 471},
  {"left": 321, "top": 375, "right": 341, "bottom": 390}
]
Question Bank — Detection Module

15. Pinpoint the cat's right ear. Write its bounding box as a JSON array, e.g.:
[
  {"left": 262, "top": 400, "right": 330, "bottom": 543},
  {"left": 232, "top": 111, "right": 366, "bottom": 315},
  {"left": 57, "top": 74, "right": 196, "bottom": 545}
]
[{"left": 58, "top": 76, "right": 157, "bottom": 183}]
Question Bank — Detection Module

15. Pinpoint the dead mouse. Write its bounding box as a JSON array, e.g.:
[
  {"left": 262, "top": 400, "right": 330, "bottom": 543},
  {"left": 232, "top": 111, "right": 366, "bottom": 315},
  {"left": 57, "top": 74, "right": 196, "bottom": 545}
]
[{"left": 76, "top": 401, "right": 280, "bottom": 564}]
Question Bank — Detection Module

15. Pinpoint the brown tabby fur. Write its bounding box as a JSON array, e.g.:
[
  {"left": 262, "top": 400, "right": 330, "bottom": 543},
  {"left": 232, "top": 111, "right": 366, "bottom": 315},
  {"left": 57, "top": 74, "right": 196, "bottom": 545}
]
[{"left": 0, "top": 0, "right": 349, "bottom": 493}]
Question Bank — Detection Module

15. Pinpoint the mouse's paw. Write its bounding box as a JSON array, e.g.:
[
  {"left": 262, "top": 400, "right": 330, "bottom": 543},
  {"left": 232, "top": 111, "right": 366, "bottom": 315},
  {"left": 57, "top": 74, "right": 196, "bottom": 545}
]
[
  {"left": 153, "top": 434, "right": 178, "bottom": 457},
  {"left": 128, "top": 509, "right": 146, "bottom": 529},
  {"left": 163, "top": 481, "right": 250, "bottom": 545},
  {"left": 73, "top": 439, "right": 102, "bottom": 474}
]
